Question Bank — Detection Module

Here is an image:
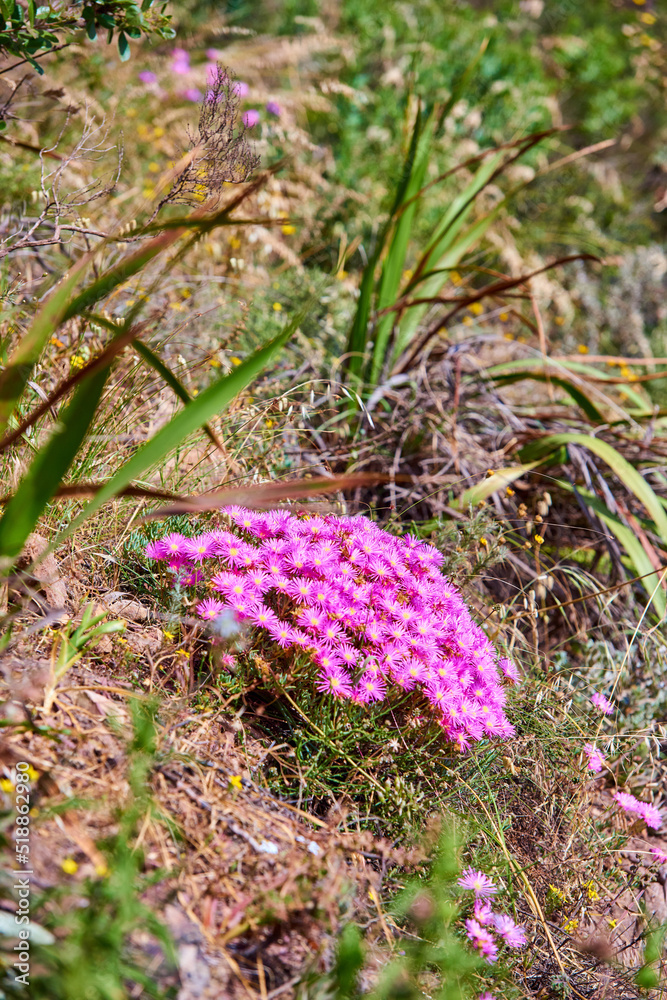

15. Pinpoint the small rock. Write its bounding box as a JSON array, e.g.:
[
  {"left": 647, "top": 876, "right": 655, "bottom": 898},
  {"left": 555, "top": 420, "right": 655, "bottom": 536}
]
[
  {"left": 102, "top": 591, "right": 150, "bottom": 622},
  {"left": 125, "top": 628, "right": 163, "bottom": 656},
  {"left": 18, "top": 533, "right": 68, "bottom": 610}
]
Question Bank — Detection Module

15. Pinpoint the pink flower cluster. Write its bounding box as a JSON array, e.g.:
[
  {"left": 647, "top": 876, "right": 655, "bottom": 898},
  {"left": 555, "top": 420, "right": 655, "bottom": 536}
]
[
  {"left": 145, "top": 509, "right": 519, "bottom": 749},
  {"left": 457, "top": 868, "right": 526, "bottom": 963},
  {"left": 613, "top": 791, "right": 663, "bottom": 830},
  {"left": 583, "top": 743, "right": 606, "bottom": 773}
]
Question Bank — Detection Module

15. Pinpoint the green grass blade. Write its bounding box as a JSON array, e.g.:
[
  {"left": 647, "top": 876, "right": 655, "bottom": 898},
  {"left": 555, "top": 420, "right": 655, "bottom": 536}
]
[
  {"left": 132, "top": 340, "right": 223, "bottom": 451},
  {"left": 390, "top": 205, "right": 502, "bottom": 366},
  {"left": 0, "top": 262, "right": 87, "bottom": 437},
  {"left": 344, "top": 107, "right": 426, "bottom": 390},
  {"left": 490, "top": 373, "right": 604, "bottom": 421},
  {"left": 369, "top": 115, "right": 434, "bottom": 386},
  {"left": 50, "top": 311, "right": 302, "bottom": 548},
  {"left": 518, "top": 433, "right": 667, "bottom": 542},
  {"left": 0, "top": 369, "right": 108, "bottom": 560}
]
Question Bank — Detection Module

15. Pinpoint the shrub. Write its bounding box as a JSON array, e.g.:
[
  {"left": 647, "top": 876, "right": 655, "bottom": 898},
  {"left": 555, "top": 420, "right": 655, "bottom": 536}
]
[{"left": 145, "top": 507, "right": 520, "bottom": 749}]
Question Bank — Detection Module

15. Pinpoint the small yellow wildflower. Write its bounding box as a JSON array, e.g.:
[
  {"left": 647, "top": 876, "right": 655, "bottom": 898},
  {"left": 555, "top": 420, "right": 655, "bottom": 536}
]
[
  {"left": 61, "top": 858, "right": 78, "bottom": 875},
  {"left": 534, "top": 534, "right": 544, "bottom": 545},
  {"left": 50, "top": 336, "right": 65, "bottom": 348},
  {"left": 281, "top": 224, "right": 296, "bottom": 235},
  {"left": 555, "top": 316, "right": 565, "bottom": 326},
  {"left": 272, "top": 302, "right": 283, "bottom": 312},
  {"left": 503, "top": 332, "right": 514, "bottom": 341},
  {"left": 180, "top": 288, "right": 191, "bottom": 299},
  {"left": 632, "top": 0, "right": 646, "bottom": 5},
  {"left": 0, "top": 778, "right": 14, "bottom": 793},
  {"left": 162, "top": 630, "right": 174, "bottom": 641},
  {"left": 336, "top": 269, "right": 348, "bottom": 280},
  {"left": 486, "top": 469, "right": 495, "bottom": 477},
  {"left": 499, "top": 312, "right": 509, "bottom": 322},
  {"left": 462, "top": 315, "right": 473, "bottom": 326},
  {"left": 230, "top": 357, "right": 242, "bottom": 366},
  {"left": 402, "top": 269, "right": 413, "bottom": 282},
  {"left": 95, "top": 862, "right": 109, "bottom": 877},
  {"left": 577, "top": 344, "right": 589, "bottom": 354},
  {"left": 70, "top": 355, "right": 85, "bottom": 370},
  {"left": 25, "top": 766, "right": 39, "bottom": 782},
  {"left": 506, "top": 487, "right": 515, "bottom": 497},
  {"left": 153, "top": 127, "right": 165, "bottom": 139},
  {"left": 29, "top": 807, "right": 39, "bottom": 817},
  {"left": 148, "top": 162, "right": 160, "bottom": 173},
  {"left": 469, "top": 302, "right": 484, "bottom": 316},
  {"left": 450, "top": 270, "right": 462, "bottom": 286},
  {"left": 586, "top": 881, "right": 600, "bottom": 901},
  {"left": 228, "top": 236, "right": 241, "bottom": 250},
  {"left": 639, "top": 32, "right": 653, "bottom": 45},
  {"left": 209, "top": 358, "right": 221, "bottom": 368},
  {"left": 265, "top": 419, "right": 274, "bottom": 429},
  {"left": 479, "top": 538, "right": 488, "bottom": 548},
  {"left": 142, "top": 188, "right": 155, "bottom": 199},
  {"left": 640, "top": 11, "right": 656, "bottom": 23},
  {"left": 126, "top": 107, "right": 137, "bottom": 118},
  {"left": 563, "top": 918, "right": 578, "bottom": 933},
  {"left": 606, "top": 917, "right": 618, "bottom": 929},
  {"left": 229, "top": 775, "right": 243, "bottom": 790}
]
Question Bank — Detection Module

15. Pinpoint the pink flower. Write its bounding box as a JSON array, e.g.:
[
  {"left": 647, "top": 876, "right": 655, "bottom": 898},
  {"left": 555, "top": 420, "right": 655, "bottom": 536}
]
[
  {"left": 171, "top": 48, "right": 190, "bottom": 74},
  {"left": 182, "top": 88, "right": 202, "bottom": 103},
  {"left": 651, "top": 847, "right": 667, "bottom": 864},
  {"left": 493, "top": 913, "right": 527, "bottom": 948},
  {"left": 613, "top": 791, "right": 662, "bottom": 829},
  {"left": 498, "top": 657, "right": 521, "bottom": 684},
  {"left": 583, "top": 743, "right": 606, "bottom": 773},
  {"left": 316, "top": 666, "right": 352, "bottom": 699},
  {"left": 266, "top": 100, "right": 282, "bottom": 117},
  {"left": 233, "top": 81, "right": 249, "bottom": 97},
  {"left": 464, "top": 919, "right": 498, "bottom": 963},
  {"left": 478, "top": 994, "right": 498, "bottom": 1000},
  {"left": 591, "top": 691, "right": 614, "bottom": 715},
  {"left": 265, "top": 620, "right": 297, "bottom": 648},
  {"left": 354, "top": 672, "right": 387, "bottom": 703},
  {"left": 457, "top": 868, "right": 498, "bottom": 898},
  {"left": 636, "top": 802, "right": 663, "bottom": 831},
  {"left": 243, "top": 109, "right": 260, "bottom": 128},
  {"left": 473, "top": 901, "right": 495, "bottom": 926},
  {"left": 138, "top": 70, "right": 158, "bottom": 85},
  {"left": 196, "top": 598, "right": 227, "bottom": 621}
]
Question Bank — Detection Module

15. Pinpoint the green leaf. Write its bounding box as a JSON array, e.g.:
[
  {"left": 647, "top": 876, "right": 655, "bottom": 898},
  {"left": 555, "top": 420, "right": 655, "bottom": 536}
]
[
  {"left": 0, "top": 369, "right": 108, "bottom": 559},
  {"left": 118, "top": 30, "right": 130, "bottom": 60}
]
